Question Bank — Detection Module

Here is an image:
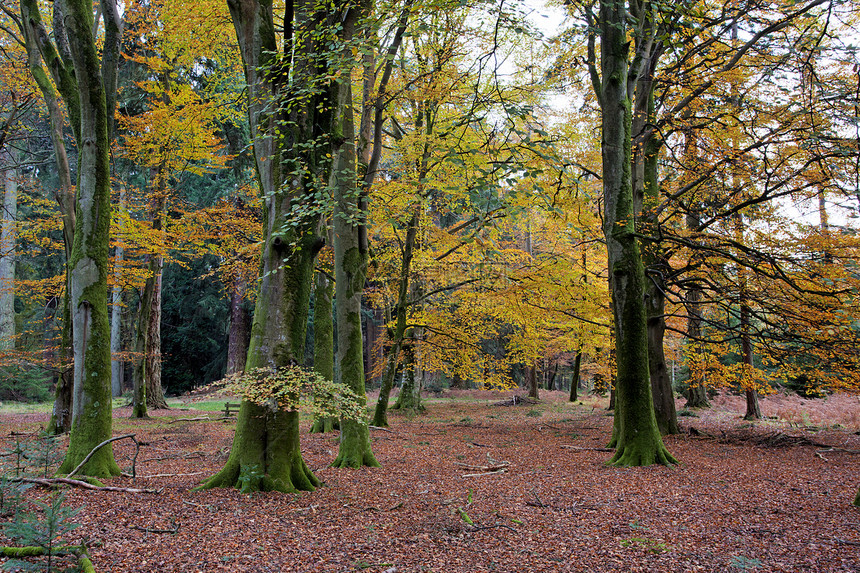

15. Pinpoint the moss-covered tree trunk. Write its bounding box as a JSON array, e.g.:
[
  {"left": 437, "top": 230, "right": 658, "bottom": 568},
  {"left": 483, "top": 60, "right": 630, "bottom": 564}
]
[
  {"left": 628, "top": 6, "right": 678, "bottom": 437},
  {"left": 392, "top": 337, "right": 423, "bottom": 412},
  {"left": 595, "top": 0, "right": 675, "bottom": 467},
  {"left": 854, "top": 486, "right": 860, "bottom": 507},
  {"left": 310, "top": 267, "right": 338, "bottom": 433},
  {"left": 56, "top": 0, "right": 122, "bottom": 478},
  {"left": 199, "top": 0, "right": 330, "bottom": 492},
  {"left": 330, "top": 0, "right": 378, "bottom": 469},
  {"left": 21, "top": 0, "right": 78, "bottom": 435}
]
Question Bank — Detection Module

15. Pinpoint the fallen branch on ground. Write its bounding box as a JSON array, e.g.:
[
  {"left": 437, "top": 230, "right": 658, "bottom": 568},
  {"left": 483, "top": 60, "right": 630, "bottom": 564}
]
[
  {"left": 369, "top": 425, "right": 394, "bottom": 433},
  {"left": 129, "top": 521, "right": 179, "bottom": 534},
  {"left": 67, "top": 434, "right": 139, "bottom": 479},
  {"left": 169, "top": 416, "right": 212, "bottom": 423},
  {"left": 560, "top": 445, "right": 614, "bottom": 452},
  {"left": 1, "top": 545, "right": 96, "bottom": 572},
  {"left": 14, "top": 476, "right": 159, "bottom": 494},
  {"left": 461, "top": 469, "right": 507, "bottom": 478},
  {"left": 454, "top": 461, "right": 510, "bottom": 472}
]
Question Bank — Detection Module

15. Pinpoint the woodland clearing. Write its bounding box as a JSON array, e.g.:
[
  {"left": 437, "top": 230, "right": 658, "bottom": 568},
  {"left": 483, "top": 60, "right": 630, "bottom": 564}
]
[{"left": 1, "top": 391, "right": 858, "bottom": 573}]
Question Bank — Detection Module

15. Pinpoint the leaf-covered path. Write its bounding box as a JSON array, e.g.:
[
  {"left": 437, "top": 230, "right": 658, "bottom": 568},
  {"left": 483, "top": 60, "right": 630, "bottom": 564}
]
[{"left": 2, "top": 393, "right": 858, "bottom": 572}]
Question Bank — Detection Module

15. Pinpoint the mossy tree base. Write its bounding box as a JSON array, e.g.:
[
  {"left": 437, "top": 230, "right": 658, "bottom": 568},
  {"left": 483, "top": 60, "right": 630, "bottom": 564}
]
[
  {"left": 57, "top": 432, "right": 121, "bottom": 479},
  {"left": 854, "top": 486, "right": 859, "bottom": 507},
  {"left": 332, "top": 419, "right": 380, "bottom": 469},
  {"left": 198, "top": 404, "right": 318, "bottom": 493},
  {"left": 310, "top": 417, "right": 339, "bottom": 433}
]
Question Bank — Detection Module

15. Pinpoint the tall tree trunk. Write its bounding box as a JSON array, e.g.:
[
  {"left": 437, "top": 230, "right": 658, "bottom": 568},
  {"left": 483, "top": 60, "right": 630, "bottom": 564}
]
[
  {"left": 199, "top": 0, "right": 329, "bottom": 492},
  {"left": 0, "top": 152, "right": 16, "bottom": 354},
  {"left": 372, "top": 210, "right": 418, "bottom": 427},
  {"left": 310, "top": 267, "right": 337, "bottom": 433},
  {"left": 331, "top": 1, "right": 378, "bottom": 469},
  {"left": 225, "top": 276, "right": 251, "bottom": 377},
  {"left": 595, "top": 0, "right": 675, "bottom": 466},
  {"left": 393, "top": 335, "right": 423, "bottom": 411},
  {"left": 684, "top": 281, "right": 710, "bottom": 408},
  {"left": 56, "top": 0, "right": 122, "bottom": 478},
  {"left": 109, "top": 191, "right": 125, "bottom": 398},
  {"left": 20, "top": 0, "right": 78, "bottom": 434},
  {"left": 526, "top": 363, "right": 539, "bottom": 400},
  {"left": 131, "top": 191, "right": 168, "bottom": 416},
  {"left": 569, "top": 349, "right": 582, "bottom": 402}
]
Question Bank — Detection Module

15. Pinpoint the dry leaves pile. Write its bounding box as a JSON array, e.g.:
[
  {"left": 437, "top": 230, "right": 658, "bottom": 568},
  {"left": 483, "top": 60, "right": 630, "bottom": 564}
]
[{"left": 1, "top": 392, "right": 858, "bottom": 572}]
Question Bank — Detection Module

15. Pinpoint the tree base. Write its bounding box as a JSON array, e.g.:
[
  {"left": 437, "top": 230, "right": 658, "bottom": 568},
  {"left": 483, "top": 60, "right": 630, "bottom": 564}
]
[
  {"left": 196, "top": 455, "right": 319, "bottom": 494},
  {"left": 609, "top": 441, "right": 677, "bottom": 467},
  {"left": 331, "top": 419, "right": 380, "bottom": 469},
  {"left": 310, "top": 417, "right": 339, "bottom": 433},
  {"left": 197, "top": 406, "right": 319, "bottom": 493}
]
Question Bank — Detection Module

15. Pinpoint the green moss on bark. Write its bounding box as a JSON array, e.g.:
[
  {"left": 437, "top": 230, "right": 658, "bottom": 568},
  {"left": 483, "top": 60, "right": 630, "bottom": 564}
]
[{"left": 198, "top": 404, "right": 319, "bottom": 493}]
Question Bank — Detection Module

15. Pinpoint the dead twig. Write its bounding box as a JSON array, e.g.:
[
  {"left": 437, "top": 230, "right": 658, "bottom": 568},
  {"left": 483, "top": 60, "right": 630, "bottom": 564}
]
[
  {"left": 816, "top": 447, "right": 860, "bottom": 454},
  {"left": 14, "top": 476, "right": 159, "bottom": 494},
  {"left": 834, "top": 538, "right": 860, "bottom": 546},
  {"left": 169, "top": 416, "right": 212, "bottom": 423},
  {"left": 454, "top": 461, "right": 510, "bottom": 472},
  {"left": 461, "top": 469, "right": 507, "bottom": 478},
  {"left": 67, "top": 434, "right": 138, "bottom": 479},
  {"left": 124, "top": 471, "right": 204, "bottom": 479},
  {"left": 467, "top": 523, "right": 518, "bottom": 533},
  {"left": 369, "top": 425, "right": 394, "bottom": 433},
  {"left": 560, "top": 445, "right": 614, "bottom": 452},
  {"left": 526, "top": 489, "right": 546, "bottom": 508},
  {"left": 142, "top": 451, "right": 206, "bottom": 462},
  {"left": 130, "top": 521, "right": 179, "bottom": 534}
]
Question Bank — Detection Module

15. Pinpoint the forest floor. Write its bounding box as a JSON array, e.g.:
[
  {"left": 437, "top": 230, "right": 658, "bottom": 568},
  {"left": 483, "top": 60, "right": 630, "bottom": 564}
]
[{"left": 1, "top": 391, "right": 859, "bottom": 572}]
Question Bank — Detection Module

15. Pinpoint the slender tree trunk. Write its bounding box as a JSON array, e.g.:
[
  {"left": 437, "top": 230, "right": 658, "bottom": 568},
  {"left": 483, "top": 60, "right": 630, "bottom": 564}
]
[
  {"left": 372, "top": 210, "right": 418, "bottom": 427},
  {"left": 225, "top": 277, "right": 251, "bottom": 377},
  {"left": 310, "top": 267, "right": 337, "bottom": 433},
  {"left": 0, "top": 152, "right": 16, "bottom": 353},
  {"left": 110, "top": 191, "right": 125, "bottom": 398},
  {"left": 684, "top": 283, "right": 710, "bottom": 408},
  {"left": 21, "top": 1, "right": 77, "bottom": 434},
  {"left": 331, "top": 2, "right": 378, "bottom": 468},
  {"left": 526, "top": 363, "right": 539, "bottom": 399},
  {"left": 393, "top": 337, "right": 423, "bottom": 411},
  {"left": 57, "top": 0, "right": 122, "bottom": 477},
  {"left": 569, "top": 349, "right": 582, "bottom": 402},
  {"left": 596, "top": 0, "right": 675, "bottom": 466}
]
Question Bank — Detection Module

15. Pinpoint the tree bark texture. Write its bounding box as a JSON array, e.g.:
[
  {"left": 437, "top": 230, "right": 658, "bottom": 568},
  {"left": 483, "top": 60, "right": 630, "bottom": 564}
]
[
  {"left": 56, "top": 0, "right": 122, "bottom": 478},
  {"left": 310, "top": 268, "right": 338, "bottom": 433},
  {"left": 225, "top": 277, "right": 251, "bottom": 377},
  {"left": 597, "top": 0, "right": 675, "bottom": 466},
  {"left": 110, "top": 190, "right": 125, "bottom": 397},
  {"left": 0, "top": 151, "right": 16, "bottom": 353},
  {"left": 331, "top": 0, "right": 378, "bottom": 469},
  {"left": 569, "top": 350, "right": 582, "bottom": 402},
  {"left": 20, "top": 0, "right": 78, "bottom": 435},
  {"left": 200, "top": 0, "right": 331, "bottom": 492},
  {"left": 373, "top": 209, "right": 418, "bottom": 426},
  {"left": 392, "top": 338, "right": 423, "bottom": 412}
]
